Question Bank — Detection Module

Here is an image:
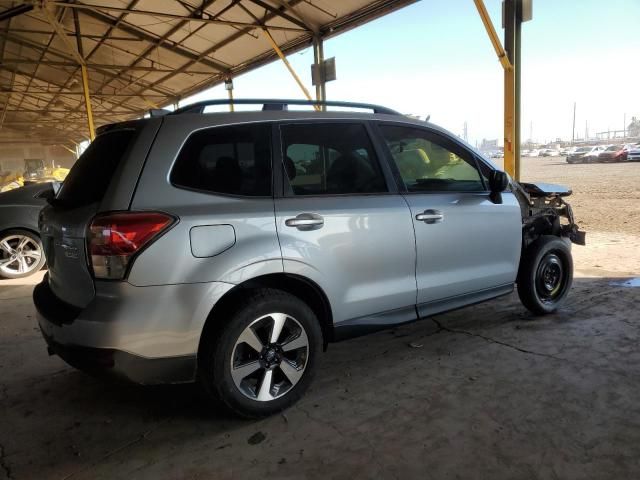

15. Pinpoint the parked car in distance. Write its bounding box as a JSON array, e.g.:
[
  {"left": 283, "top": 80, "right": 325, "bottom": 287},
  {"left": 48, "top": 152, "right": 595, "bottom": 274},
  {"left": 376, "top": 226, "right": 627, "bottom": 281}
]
[
  {"left": 566, "top": 146, "right": 605, "bottom": 163},
  {"left": 584, "top": 145, "right": 607, "bottom": 161},
  {"left": 0, "top": 183, "right": 53, "bottom": 279},
  {"left": 598, "top": 144, "right": 628, "bottom": 162},
  {"left": 34, "top": 99, "right": 585, "bottom": 418},
  {"left": 566, "top": 146, "right": 593, "bottom": 163},
  {"left": 539, "top": 149, "right": 560, "bottom": 157},
  {"left": 627, "top": 144, "right": 640, "bottom": 161}
]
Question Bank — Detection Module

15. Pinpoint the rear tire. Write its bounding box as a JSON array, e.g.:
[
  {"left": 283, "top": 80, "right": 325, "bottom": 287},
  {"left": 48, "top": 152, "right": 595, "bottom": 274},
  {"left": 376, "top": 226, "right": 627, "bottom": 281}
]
[
  {"left": 0, "top": 229, "right": 46, "bottom": 279},
  {"left": 517, "top": 236, "right": 573, "bottom": 315},
  {"left": 198, "top": 288, "right": 322, "bottom": 418}
]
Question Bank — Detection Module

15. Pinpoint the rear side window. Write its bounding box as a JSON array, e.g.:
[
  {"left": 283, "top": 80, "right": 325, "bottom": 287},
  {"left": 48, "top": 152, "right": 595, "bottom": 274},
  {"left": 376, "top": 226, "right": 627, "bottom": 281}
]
[
  {"left": 171, "top": 124, "right": 272, "bottom": 196},
  {"left": 281, "top": 123, "right": 387, "bottom": 196},
  {"left": 56, "top": 129, "right": 136, "bottom": 207}
]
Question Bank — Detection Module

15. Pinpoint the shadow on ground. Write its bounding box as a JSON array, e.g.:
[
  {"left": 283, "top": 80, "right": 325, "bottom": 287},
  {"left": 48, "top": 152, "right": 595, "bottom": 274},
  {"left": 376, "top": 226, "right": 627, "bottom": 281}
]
[{"left": 1, "top": 275, "right": 640, "bottom": 479}]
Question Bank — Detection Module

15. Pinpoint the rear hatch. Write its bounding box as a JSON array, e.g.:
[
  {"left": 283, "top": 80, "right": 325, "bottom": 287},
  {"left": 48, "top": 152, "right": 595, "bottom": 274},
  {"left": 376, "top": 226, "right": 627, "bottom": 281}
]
[{"left": 40, "top": 127, "right": 143, "bottom": 308}]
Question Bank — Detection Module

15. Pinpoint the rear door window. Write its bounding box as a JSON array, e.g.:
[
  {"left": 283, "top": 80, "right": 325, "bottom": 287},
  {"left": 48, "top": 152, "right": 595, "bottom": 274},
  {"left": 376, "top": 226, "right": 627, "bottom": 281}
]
[
  {"left": 280, "top": 123, "right": 387, "bottom": 196},
  {"left": 56, "top": 129, "right": 137, "bottom": 207},
  {"left": 170, "top": 124, "right": 272, "bottom": 196}
]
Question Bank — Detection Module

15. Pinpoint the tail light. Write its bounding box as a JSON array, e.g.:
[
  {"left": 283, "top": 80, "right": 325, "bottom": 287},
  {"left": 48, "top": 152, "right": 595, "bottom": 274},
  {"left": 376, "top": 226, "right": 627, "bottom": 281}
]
[{"left": 88, "top": 212, "right": 175, "bottom": 280}]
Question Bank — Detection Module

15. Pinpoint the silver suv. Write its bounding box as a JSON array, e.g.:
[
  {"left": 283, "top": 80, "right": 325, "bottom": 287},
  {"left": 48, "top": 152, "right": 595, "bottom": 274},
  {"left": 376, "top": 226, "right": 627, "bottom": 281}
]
[{"left": 34, "top": 99, "right": 585, "bottom": 418}]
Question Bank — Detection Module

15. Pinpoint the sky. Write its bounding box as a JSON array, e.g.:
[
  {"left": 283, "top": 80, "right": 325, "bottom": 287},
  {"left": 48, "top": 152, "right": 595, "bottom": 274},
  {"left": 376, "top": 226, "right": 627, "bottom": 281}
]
[{"left": 182, "top": 0, "right": 640, "bottom": 146}]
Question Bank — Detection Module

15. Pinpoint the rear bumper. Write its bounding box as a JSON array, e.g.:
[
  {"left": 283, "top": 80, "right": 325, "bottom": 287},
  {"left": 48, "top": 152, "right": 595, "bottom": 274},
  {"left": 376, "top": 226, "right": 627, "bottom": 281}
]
[
  {"left": 40, "top": 329, "right": 196, "bottom": 384},
  {"left": 34, "top": 276, "right": 234, "bottom": 384}
]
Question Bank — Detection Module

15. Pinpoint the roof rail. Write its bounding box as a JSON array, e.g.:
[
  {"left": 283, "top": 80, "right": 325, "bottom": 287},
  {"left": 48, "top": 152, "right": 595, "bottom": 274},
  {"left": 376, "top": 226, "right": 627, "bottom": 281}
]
[{"left": 171, "top": 98, "right": 400, "bottom": 115}]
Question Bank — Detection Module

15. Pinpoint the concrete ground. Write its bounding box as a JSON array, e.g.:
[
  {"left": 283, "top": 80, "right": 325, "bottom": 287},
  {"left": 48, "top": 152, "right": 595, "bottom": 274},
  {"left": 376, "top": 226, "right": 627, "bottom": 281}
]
[{"left": 2, "top": 156, "right": 640, "bottom": 479}]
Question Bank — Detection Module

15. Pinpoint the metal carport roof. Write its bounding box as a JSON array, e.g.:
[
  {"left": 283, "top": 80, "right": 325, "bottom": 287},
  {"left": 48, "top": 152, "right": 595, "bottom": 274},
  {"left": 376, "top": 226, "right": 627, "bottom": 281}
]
[{"left": 0, "top": 0, "right": 417, "bottom": 146}]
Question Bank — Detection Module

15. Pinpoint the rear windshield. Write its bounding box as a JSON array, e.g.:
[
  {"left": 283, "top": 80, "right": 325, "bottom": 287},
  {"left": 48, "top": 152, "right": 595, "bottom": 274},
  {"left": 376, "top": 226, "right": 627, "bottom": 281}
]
[{"left": 55, "top": 129, "right": 137, "bottom": 207}]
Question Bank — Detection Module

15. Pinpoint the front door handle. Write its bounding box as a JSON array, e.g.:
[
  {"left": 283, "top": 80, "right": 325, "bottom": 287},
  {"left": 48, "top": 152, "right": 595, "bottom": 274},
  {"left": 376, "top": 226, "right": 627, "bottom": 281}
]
[
  {"left": 415, "top": 209, "right": 444, "bottom": 224},
  {"left": 285, "top": 213, "right": 324, "bottom": 230}
]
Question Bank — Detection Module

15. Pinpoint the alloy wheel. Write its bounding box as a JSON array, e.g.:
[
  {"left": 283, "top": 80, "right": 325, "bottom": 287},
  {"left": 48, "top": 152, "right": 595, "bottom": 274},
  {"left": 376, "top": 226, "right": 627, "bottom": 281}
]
[
  {"left": 0, "top": 234, "right": 43, "bottom": 277},
  {"left": 230, "top": 313, "right": 309, "bottom": 401}
]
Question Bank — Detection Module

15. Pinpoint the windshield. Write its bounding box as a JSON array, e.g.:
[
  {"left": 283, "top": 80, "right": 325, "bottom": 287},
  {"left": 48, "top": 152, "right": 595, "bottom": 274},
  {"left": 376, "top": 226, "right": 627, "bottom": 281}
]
[
  {"left": 605, "top": 145, "right": 620, "bottom": 151},
  {"left": 575, "top": 147, "right": 590, "bottom": 153}
]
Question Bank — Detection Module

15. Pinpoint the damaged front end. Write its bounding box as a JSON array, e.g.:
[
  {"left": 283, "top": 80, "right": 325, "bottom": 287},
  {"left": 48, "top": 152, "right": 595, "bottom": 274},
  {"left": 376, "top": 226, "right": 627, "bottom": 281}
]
[{"left": 512, "top": 181, "right": 586, "bottom": 248}]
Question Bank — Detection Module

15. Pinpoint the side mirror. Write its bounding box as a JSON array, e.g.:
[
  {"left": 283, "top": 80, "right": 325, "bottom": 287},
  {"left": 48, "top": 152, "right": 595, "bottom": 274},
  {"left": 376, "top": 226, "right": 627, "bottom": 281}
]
[
  {"left": 51, "top": 181, "right": 62, "bottom": 196},
  {"left": 489, "top": 170, "right": 509, "bottom": 193},
  {"left": 41, "top": 182, "right": 61, "bottom": 205},
  {"left": 40, "top": 185, "right": 55, "bottom": 201}
]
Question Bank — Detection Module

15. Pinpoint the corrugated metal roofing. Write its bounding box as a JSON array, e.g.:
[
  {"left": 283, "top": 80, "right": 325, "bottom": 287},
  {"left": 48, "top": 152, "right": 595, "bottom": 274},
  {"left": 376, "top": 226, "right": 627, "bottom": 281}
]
[{"left": 0, "top": 0, "right": 416, "bottom": 145}]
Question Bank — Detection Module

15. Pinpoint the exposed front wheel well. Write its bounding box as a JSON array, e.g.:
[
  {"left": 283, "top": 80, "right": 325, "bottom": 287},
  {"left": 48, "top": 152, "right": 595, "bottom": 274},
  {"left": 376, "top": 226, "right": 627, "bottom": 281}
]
[{"left": 198, "top": 273, "right": 333, "bottom": 355}]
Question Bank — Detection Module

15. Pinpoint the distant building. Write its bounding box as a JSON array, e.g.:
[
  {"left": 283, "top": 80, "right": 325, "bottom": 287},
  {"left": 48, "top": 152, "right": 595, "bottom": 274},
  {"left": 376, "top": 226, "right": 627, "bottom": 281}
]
[
  {"left": 628, "top": 117, "right": 640, "bottom": 137},
  {"left": 480, "top": 138, "right": 498, "bottom": 151}
]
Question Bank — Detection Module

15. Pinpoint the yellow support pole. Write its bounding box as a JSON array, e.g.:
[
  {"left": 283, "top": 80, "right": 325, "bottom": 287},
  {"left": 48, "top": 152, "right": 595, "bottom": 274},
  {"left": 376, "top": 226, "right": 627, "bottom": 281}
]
[
  {"left": 43, "top": 2, "right": 96, "bottom": 141},
  {"left": 261, "top": 28, "right": 320, "bottom": 111},
  {"left": 504, "top": 67, "right": 515, "bottom": 177},
  {"left": 473, "top": 0, "right": 513, "bottom": 71},
  {"left": 59, "top": 144, "right": 77, "bottom": 156},
  {"left": 140, "top": 96, "right": 159, "bottom": 109},
  {"left": 80, "top": 65, "right": 96, "bottom": 141},
  {"left": 473, "top": 0, "right": 516, "bottom": 178}
]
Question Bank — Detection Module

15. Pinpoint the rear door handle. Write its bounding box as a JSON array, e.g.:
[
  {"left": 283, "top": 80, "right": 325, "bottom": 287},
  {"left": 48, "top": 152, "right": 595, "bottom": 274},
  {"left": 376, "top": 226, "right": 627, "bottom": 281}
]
[
  {"left": 415, "top": 209, "right": 444, "bottom": 224},
  {"left": 285, "top": 213, "right": 324, "bottom": 230}
]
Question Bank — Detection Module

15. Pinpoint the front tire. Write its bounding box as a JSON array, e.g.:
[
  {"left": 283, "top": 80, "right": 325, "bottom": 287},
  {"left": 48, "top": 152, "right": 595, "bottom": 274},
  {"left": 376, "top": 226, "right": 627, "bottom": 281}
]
[
  {"left": 198, "top": 288, "right": 322, "bottom": 418},
  {"left": 517, "top": 236, "right": 573, "bottom": 315}
]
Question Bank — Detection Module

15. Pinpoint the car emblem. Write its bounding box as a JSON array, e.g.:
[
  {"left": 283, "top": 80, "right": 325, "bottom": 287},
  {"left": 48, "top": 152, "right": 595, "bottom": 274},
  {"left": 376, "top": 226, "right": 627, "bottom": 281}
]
[{"left": 55, "top": 242, "right": 79, "bottom": 259}]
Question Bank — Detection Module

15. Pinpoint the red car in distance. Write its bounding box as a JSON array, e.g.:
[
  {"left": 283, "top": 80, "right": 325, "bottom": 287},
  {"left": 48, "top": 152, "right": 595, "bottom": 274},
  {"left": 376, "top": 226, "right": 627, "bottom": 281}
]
[{"left": 598, "top": 145, "right": 627, "bottom": 162}]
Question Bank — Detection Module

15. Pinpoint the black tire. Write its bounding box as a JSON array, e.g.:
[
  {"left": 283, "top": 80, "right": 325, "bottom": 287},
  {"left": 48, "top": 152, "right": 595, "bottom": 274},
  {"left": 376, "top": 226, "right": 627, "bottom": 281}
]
[
  {"left": 517, "top": 235, "right": 573, "bottom": 315},
  {"left": 0, "top": 229, "right": 46, "bottom": 279},
  {"left": 198, "top": 288, "right": 322, "bottom": 418}
]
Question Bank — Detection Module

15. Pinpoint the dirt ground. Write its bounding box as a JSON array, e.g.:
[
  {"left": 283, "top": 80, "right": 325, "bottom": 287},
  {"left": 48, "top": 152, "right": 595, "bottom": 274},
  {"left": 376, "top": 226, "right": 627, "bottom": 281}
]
[
  {"left": 521, "top": 156, "right": 640, "bottom": 276},
  {"left": 1, "top": 157, "right": 640, "bottom": 480},
  {"left": 520, "top": 156, "right": 640, "bottom": 237}
]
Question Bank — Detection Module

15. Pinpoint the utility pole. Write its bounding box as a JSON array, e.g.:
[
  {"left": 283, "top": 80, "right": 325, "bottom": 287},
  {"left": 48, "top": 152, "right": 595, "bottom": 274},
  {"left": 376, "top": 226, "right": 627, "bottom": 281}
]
[
  {"left": 463, "top": 121, "right": 468, "bottom": 141},
  {"left": 224, "top": 78, "right": 234, "bottom": 112},
  {"left": 624, "top": 113, "right": 626, "bottom": 139},
  {"left": 571, "top": 102, "right": 576, "bottom": 144},
  {"left": 585, "top": 120, "right": 588, "bottom": 141}
]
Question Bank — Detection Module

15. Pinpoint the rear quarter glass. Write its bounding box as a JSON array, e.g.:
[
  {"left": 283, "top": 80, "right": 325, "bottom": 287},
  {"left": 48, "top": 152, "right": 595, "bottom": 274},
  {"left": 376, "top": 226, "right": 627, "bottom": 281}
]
[{"left": 55, "top": 129, "right": 138, "bottom": 208}]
